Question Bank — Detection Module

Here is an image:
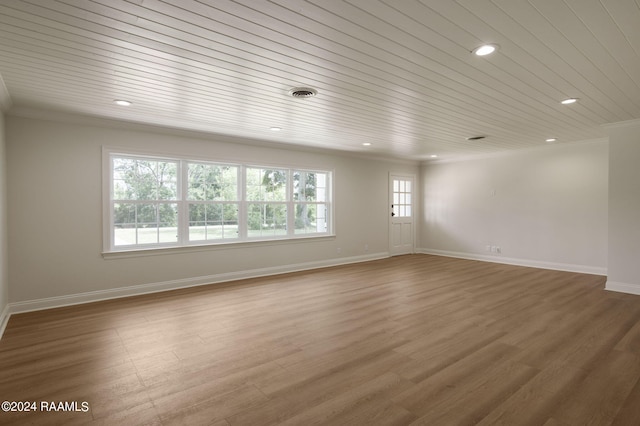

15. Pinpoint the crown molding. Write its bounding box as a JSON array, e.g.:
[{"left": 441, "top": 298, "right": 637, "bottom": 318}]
[
  {"left": 601, "top": 118, "right": 640, "bottom": 131},
  {"left": 8, "top": 106, "right": 420, "bottom": 166},
  {"left": 420, "top": 137, "right": 609, "bottom": 166}
]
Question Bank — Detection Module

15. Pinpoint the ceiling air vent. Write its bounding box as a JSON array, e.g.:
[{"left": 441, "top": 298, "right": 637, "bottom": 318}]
[
  {"left": 466, "top": 136, "right": 486, "bottom": 141},
  {"left": 288, "top": 87, "right": 318, "bottom": 98}
]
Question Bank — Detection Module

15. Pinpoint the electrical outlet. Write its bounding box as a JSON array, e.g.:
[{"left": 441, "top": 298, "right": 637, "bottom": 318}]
[
  {"left": 337, "top": 247, "right": 342, "bottom": 254},
  {"left": 364, "top": 244, "right": 369, "bottom": 252}
]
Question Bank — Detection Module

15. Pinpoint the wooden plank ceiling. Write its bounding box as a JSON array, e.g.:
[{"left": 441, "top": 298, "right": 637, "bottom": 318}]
[{"left": 0, "top": 0, "right": 639, "bottom": 160}]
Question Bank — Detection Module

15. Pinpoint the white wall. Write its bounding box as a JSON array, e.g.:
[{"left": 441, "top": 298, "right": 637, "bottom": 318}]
[
  {"left": 605, "top": 119, "right": 640, "bottom": 294},
  {"left": 6, "top": 114, "right": 418, "bottom": 308},
  {"left": 4, "top": 111, "right": 621, "bottom": 313},
  {"left": 419, "top": 140, "right": 609, "bottom": 274},
  {"left": 0, "top": 111, "right": 9, "bottom": 331}
]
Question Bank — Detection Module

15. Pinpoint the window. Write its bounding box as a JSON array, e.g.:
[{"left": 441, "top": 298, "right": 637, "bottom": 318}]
[
  {"left": 294, "top": 171, "right": 328, "bottom": 234},
  {"left": 187, "top": 163, "right": 239, "bottom": 241},
  {"left": 105, "top": 151, "right": 332, "bottom": 252},
  {"left": 112, "top": 157, "right": 179, "bottom": 247},
  {"left": 246, "top": 167, "right": 288, "bottom": 238}
]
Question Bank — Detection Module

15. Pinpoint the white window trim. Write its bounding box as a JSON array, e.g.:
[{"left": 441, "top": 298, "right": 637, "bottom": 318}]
[{"left": 102, "top": 147, "right": 335, "bottom": 255}]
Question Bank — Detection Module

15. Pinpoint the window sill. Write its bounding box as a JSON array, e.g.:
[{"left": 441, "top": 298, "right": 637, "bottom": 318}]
[{"left": 102, "top": 234, "right": 336, "bottom": 259}]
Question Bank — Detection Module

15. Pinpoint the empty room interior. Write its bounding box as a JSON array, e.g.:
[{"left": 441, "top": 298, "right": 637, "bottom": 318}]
[{"left": 1, "top": 1, "right": 640, "bottom": 425}]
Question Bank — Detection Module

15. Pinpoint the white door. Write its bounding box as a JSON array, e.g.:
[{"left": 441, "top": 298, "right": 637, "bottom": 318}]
[{"left": 389, "top": 174, "right": 414, "bottom": 256}]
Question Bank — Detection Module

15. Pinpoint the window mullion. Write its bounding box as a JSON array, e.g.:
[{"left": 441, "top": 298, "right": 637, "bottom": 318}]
[
  {"left": 108, "top": 155, "right": 115, "bottom": 251},
  {"left": 287, "top": 169, "right": 294, "bottom": 236},
  {"left": 238, "top": 165, "right": 247, "bottom": 239},
  {"left": 179, "top": 160, "right": 188, "bottom": 245}
]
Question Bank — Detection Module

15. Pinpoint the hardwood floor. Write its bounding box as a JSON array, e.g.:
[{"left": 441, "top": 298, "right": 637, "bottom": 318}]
[{"left": 1, "top": 254, "right": 640, "bottom": 425}]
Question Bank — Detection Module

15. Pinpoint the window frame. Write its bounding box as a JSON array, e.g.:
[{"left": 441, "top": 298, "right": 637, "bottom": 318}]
[{"left": 103, "top": 147, "right": 334, "bottom": 254}]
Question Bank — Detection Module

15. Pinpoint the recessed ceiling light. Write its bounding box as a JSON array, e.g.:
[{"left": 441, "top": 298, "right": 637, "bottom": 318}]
[
  {"left": 472, "top": 44, "right": 498, "bottom": 56},
  {"left": 270, "top": 127, "right": 282, "bottom": 131},
  {"left": 430, "top": 154, "right": 438, "bottom": 158},
  {"left": 114, "top": 99, "right": 131, "bottom": 106},
  {"left": 362, "top": 142, "right": 372, "bottom": 146},
  {"left": 561, "top": 98, "right": 578, "bottom": 105},
  {"left": 546, "top": 138, "right": 557, "bottom": 143}
]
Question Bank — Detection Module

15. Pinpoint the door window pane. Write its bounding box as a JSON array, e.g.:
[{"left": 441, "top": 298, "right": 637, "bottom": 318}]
[{"left": 393, "top": 179, "right": 412, "bottom": 218}]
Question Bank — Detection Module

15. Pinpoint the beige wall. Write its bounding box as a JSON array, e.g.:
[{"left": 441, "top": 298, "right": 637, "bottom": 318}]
[
  {"left": 0, "top": 111, "right": 8, "bottom": 322},
  {"left": 605, "top": 119, "right": 640, "bottom": 294},
  {"left": 6, "top": 114, "right": 418, "bottom": 306},
  {"left": 419, "top": 139, "right": 609, "bottom": 274}
]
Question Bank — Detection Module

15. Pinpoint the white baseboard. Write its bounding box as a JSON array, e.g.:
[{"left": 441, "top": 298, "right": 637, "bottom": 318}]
[
  {"left": 0, "top": 303, "right": 10, "bottom": 340},
  {"left": 6, "top": 252, "right": 389, "bottom": 317},
  {"left": 2, "top": 250, "right": 617, "bottom": 341},
  {"left": 417, "top": 248, "right": 607, "bottom": 276},
  {"left": 605, "top": 280, "right": 640, "bottom": 296}
]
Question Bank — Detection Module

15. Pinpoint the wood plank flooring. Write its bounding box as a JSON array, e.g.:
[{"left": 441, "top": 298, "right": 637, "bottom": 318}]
[{"left": 1, "top": 254, "right": 640, "bottom": 425}]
